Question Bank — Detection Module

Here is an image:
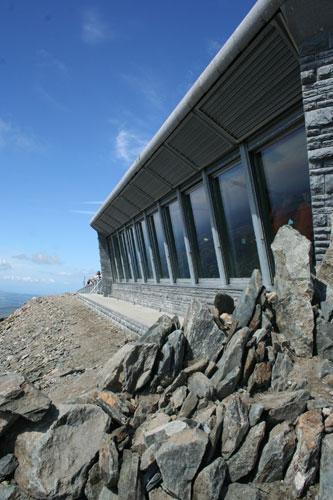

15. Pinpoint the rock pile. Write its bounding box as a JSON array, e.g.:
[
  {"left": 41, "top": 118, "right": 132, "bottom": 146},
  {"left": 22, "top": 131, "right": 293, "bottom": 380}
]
[{"left": 1, "top": 224, "right": 333, "bottom": 500}]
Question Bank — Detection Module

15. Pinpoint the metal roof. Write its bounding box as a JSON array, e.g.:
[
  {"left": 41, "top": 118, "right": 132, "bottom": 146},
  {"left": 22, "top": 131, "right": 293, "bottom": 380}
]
[{"left": 90, "top": 0, "right": 328, "bottom": 236}]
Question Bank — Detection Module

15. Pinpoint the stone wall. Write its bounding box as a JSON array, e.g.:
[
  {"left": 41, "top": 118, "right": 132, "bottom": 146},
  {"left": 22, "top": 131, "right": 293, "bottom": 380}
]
[
  {"left": 98, "top": 233, "right": 113, "bottom": 296},
  {"left": 301, "top": 28, "right": 333, "bottom": 263},
  {"left": 110, "top": 282, "right": 243, "bottom": 317}
]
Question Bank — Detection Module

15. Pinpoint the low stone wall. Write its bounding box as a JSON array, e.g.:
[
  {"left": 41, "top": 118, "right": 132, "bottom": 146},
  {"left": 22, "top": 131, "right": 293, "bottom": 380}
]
[{"left": 109, "top": 282, "right": 243, "bottom": 317}]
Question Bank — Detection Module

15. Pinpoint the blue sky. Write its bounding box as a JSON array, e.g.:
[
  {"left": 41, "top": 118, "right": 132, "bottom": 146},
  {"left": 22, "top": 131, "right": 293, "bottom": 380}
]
[{"left": 0, "top": 0, "right": 256, "bottom": 295}]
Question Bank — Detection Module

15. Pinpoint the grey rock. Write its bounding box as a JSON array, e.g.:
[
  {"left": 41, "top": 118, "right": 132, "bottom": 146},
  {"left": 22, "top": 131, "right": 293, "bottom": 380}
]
[
  {"left": 232, "top": 269, "right": 262, "bottom": 327},
  {"left": 0, "top": 484, "right": 16, "bottom": 500},
  {"left": 183, "top": 358, "right": 209, "bottom": 376},
  {"left": 183, "top": 300, "right": 226, "bottom": 362},
  {"left": 0, "top": 372, "right": 50, "bottom": 422},
  {"left": 318, "top": 359, "right": 333, "bottom": 379},
  {"left": 155, "top": 428, "right": 208, "bottom": 500},
  {"left": 0, "top": 411, "right": 18, "bottom": 437},
  {"left": 100, "top": 342, "right": 159, "bottom": 394},
  {"left": 99, "top": 486, "right": 118, "bottom": 500},
  {"left": 206, "top": 403, "right": 225, "bottom": 463},
  {"left": 156, "top": 330, "right": 186, "bottom": 386},
  {"left": 285, "top": 409, "right": 323, "bottom": 498},
  {"left": 307, "top": 399, "right": 333, "bottom": 410},
  {"left": 15, "top": 403, "right": 110, "bottom": 499},
  {"left": 168, "top": 329, "right": 186, "bottom": 377},
  {"left": 271, "top": 225, "right": 314, "bottom": 357},
  {"left": 85, "top": 463, "right": 104, "bottom": 500},
  {"left": 316, "top": 312, "right": 333, "bottom": 361},
  {"left": 0, "top": 453, "right": 18, "bottom": 481},
  {"left": 243, "top": 347, "right": 256, "bottom": 385},
  {"left": 170, "top": 386, "right": 187, "bottom": 411},
  {"left": 271, "top": 225, "right": 313, "bottom": 300},
  {"left": 321, "top": 283, "right": 333, "bottom": 321},
  {"left": 148, "top": 488, "right": 175, "bottom": 499},
  {"left": 99, "top": 434, "right": 118, "bottom": 488},
  {"left": 249, "top": 403, "right": 264, "bottom": 427},
  {"left": 254, "top": 389, "right": 309, "bottom": 425},
  {"left": 255, "top": 422, "right": 296, "bottom": 482},
  {"left": 214, "top": 292, "right": 234, "bottom": 315},
  {"left": 193, "top": 457, "right": 227, "bottom": 500},
  {"left": 249, "top": 303, "right": 262, "bottom": 332},
  {"left": 221, "top": 393, "right": 249, "bottom": 460},
  {"left": 96, "top": 391, "right": 129, "bottom": 426},
  {"left": 319, "top": 434, "right": 333, "bottom": 500},
  {"left": 144, "top": 420, "right": 188, "bottom": 448},
  {"left": 271, "top": 352, "right": 293, "bottom": 391},
  {"left": 139, "top": 314, "right": 177, "bottom": 347},
  {"left": 179, "top": 391, "right": 198, "bottom": 418},
  {"left": 227, "top": 421, "right": 266, "bottom": 482},
  {"left": 317, "top": 214, "right": 333, "bottom": 287},
  {"left": 248, "top": 362, "right": 271, "bottom": 394},
  {"left": 212, "top": 327, "right": 251, "bottom": 399},
  {"left": 275, "top": 295, "right": 314, "bottom": 357},
  {"left": 223, "top": 483, "right": 262, "bottom": 500},
  {"left": 253, "top": 327, "right": 269, "bottom": 345},
  {"left": 187, "top": 372, "right": 214, "bottom": 399},
  {"left": 117, "top": 449, "right": 142, "bottom": 500}
]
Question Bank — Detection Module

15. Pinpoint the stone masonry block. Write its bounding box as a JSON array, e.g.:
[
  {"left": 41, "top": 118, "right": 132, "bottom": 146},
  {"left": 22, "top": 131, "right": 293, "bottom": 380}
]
[
  {"left": 313, "top": 214, "right": 328, "bottom": 227},
  {"left": 301, "top": 70, "right": 316, "bottom": 84},
  {"left": 310, "top": 175, "right": 325, "bottom": 195},
  {"left": 306, "top": 108, "right": 333, "bottom": 128},
  {"left": 318, "top": 65, "right": 333, "bottom": 80}
]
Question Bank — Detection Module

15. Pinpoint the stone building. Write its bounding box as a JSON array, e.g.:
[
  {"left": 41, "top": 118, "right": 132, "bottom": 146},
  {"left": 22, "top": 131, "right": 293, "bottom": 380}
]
[{"left": 90, "top": 0, "right": 333, "bottom": 316}]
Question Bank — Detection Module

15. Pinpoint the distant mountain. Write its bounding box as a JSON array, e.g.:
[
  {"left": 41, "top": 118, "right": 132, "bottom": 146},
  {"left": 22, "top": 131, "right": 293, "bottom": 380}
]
[{"left": 0, "top": 291, "right": 38, "bottom": 318}]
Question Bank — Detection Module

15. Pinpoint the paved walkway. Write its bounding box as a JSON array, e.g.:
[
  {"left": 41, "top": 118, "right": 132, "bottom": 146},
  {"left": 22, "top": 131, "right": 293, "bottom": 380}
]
[{"left": 78, "top": 293, "right": 183, "bottom": 336}]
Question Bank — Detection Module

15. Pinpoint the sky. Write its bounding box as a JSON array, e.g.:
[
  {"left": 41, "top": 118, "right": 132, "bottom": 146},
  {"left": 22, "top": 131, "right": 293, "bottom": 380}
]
[{"left": 0, "top": 0, "right": 256, "bottom": 296}]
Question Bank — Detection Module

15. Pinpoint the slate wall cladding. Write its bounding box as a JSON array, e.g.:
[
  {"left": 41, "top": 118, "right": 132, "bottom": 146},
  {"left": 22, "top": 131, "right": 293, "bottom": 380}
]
[
  {"left": 98, "top": 233, "right": 113, "bottom": 296},
  {"left": 110, "top": 282, "right": 242, "bottom": 317},
  {"left": 301, "top": 28, "right": 333, "bottom": 263}
]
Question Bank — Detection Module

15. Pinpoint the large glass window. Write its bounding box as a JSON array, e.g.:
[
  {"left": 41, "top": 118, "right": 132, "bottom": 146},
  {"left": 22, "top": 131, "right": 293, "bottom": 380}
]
[
  {"left": 107, "top": 237, "right": 118, "bottom": 281},
  {"left": 254, "top": 127, "right": 313, "bottom": 247},
  {"left": 185, "top": 185, "right": 219, "bottom": 279},
  {"left": 149, "top": 212, "right": 169, "bottom": 279},
  {"left": 135, "top": 220, "right": 153, "bottom": 279},
  {"left": 126, "top": 227, "right": 142, "bottom": 279},
  {"left": 214, "top": 163, "right": 259, "bottom": 278},
  {"left": 119, "top": 231, "right": 132, "bottom": 280},
  {"left": 112, "top": 235, "right": 124, "bottom": 280},
  {"left": 164, "top": 200, "right": 190, "bottom": 279}
]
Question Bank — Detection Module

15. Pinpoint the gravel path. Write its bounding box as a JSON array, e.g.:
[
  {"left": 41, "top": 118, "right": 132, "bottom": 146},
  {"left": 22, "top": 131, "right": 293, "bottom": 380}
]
[{"left": 0, "top": 293, "right": 129, "bottom": 404}]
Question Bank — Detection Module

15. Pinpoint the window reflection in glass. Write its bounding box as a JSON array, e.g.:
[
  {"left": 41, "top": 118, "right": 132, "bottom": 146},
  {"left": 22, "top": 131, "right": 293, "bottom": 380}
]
[
  {"left": 127, "top": 227, "right": 142, "bottom": 279},
  {"left": 112, "top": 236, "right": 124, "bottom": 280},
  {"left": 165, "top": 200, "right": 190, "bottom": 279},
  {"left": 185, "top": 185, "right": 219, "bottom": 278},
  {"left": 215, "top": 164, "right": 259, "bottom": 277},
  {"left": 119, "top": 231, "right": 132, "bottom": 279},
  {"left": 107, "top": 237, "right": 117, "bottom": 281},
  {"left": 150, "top": 212, "right": 169, "bottom": 279},
  {"left": 255, "top": 127, "right": 313, "bottom": 245},
  {"left": 135, "top": 220, "right": 153, "bottom": 279}
]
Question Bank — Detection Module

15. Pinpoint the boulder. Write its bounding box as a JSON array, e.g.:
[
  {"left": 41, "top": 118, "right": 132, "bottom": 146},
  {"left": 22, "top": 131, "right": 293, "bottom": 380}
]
[
  {"left": 255, "top": 421, "right": 296, "bottom": 482},
  {"left": 214, "top": 292, "right": 234, "bottom": 315},
  {"left": 100, "top": 342, "right": 159, "bottom": 394},
  {"left": 248, "top": 403, "right": 263, "bottom": 427},
  {"left": 0, "top": 453, "right": 18, "bottom": 481},
  {"left": 271, "top": 225, "right": 314, "bottom": 357},
  {"left": 96, "top": 391, "right": 129, "bottom": 425},
  {"left": 156, "top": 330, "right": 186, "bottom": 386},
  {"left": 248, "top": 363, "right": 271, "bottom": 394},
  {"left": 317, "top": 213, "right": 333, "bottom": 287},
  {"left": 316, "top": 312, "right": 333, "bottom": 361},
  {"left": 271, "top": 352, "right": 293, "bottom": 391},
  {"left": 170, "top": 386, "right": 187, "bottom": 411},
  {"left": 221, "top": 393, "right": 249, "bottom": 460},
  {"left": 319, "top": 434, "right": 333, "bottom": 500},
  {"left": 179, "top": 392, "right": 198, "bottom": 418},
  {"left": 0, "top": 484, "right": 16, "bottom": 500},
  {"left": 155, "top": 428, "right": 208, "bottom": 500},
  {"left": 183, "top": 300, "right": 226, "bottom": 362},
  {"left": 117, "top": 449, "right": 143, "bottom": 500},
  {"left": 253, "top": 389, "right": 309, "bottom": 426},
  {"left": 223, "top": 483, "right": 262, "bottom": 500},
  {"left": 242, "top": 348, "right": 256, "bottom": 385},
  {"left": 0, "top": 372, "right": 50, "bottom": 422},
  {"left": 139, "top": 314, "right": 178, "bottom": 347},
  {"left": 285, "top": 409, "right": 323, "bottom": 498},
  {"left": 99, "top": 434, "right": 119, "bottom": 488},
  {"left": 144, "top": 420, "right": 188, "bottom": 448},
  {"left": 232, "top": 269, "right": 262, "bottom": 328},
  {"left": 187, "top": 372, "right": 214, "bottom": 399},
  {"left": 206, "top": 403, "right": 225, "bottom": 463},
  {"left": 212, "top": 327, "right": 250, "bottom": 399},
  {"left": 192, "top": 457, "right": 227, "bottom": 500},
  {"left": 227, "top": 421, "right": 266, "bottom": 482},
  {"left": 15, "top": 404, "right": 110, "bottom": 499},
  {"left": 85, "top": 463, "right": 104, "bottom": 500},
  {"left": 148, "top": 488, "right": 175, "bottom": 499}
]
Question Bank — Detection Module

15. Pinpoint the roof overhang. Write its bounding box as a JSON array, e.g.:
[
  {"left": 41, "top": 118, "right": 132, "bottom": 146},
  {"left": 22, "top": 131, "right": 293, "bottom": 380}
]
[{"left": 90, "top": 0, "right": 330, "bottom": 237}]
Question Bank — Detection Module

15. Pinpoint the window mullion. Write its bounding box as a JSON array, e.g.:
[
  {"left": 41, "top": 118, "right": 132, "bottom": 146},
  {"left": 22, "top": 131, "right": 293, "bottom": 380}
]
[
  {"left": 157, "top": 202, "right": 175, "bottom": 283},
  {"left": 143, "top": 212, "right": 158, "bottom": 283},
  {"left": 176, "top": 188, "right": 197, "bottom": 285},
  {"left": 133, "top": 222, "right": 146, "bottom": 282}
]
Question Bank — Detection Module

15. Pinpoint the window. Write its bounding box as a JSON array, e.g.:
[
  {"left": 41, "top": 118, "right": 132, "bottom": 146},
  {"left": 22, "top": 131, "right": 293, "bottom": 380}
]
[
  {"left": 112, "top": 235, "right": 124, "bottom": 280},
  {"left": 119, "top": 231, "right": 132, "bottom": 279},
  {"left": 126, "top": 227, "right": 142, "bottom": 279},
  {"left": 164, "top": 200, "right": 190, "bottom": 279},
  {"left": 254, "top": 127, "right": 313, "bottom": 248},
  {"left": 107, "top": 236, "right": 118, "bottom": 281},
  {"left": 214, "top": 163, "right": 259, "bottom": 278},
  {"left": 185, "top": 184, "right": 219, "bottom": 279},
  {"left": 149, "top": 212, "right": 169, "bottom": 279},
  {"left": 135, "top": 220, "right": 154, "bottom": 279}
]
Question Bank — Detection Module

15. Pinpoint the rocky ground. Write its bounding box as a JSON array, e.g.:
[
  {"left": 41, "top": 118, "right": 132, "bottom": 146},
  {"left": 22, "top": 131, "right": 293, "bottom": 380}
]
[
  {"left": 1, "top": 224, "right": 333, "bottom": 500},
  {"left": 0, "top": 294, "right": 129, "bottom": 404}
]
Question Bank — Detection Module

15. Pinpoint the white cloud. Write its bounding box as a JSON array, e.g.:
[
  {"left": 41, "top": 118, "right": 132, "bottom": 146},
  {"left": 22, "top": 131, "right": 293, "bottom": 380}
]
[
  {"left": 13, "top": 253, "right": 62, "bottom": 265},
  {"left": 71, "top": 210, "right": 96, "bottom": 215},
  {"left": 81, "top": 201, "right": 103, "bottom": 205},
  {"left": 3, "top": 275, "right": 56, "bottom": 283},
  {"left": 0, "top": 117, "right": 41, "bottom": 151},
  {"left": 115, "top": 129, "right": 148, "bottom": 163},
  {"left": 81, "top": 8, "right": 112, "bottom": 45},
  {"left": 0, "top": 259, "right": 12, "bottom": 271},
  {"left": 36, "top": 49, "right": 68, "bottom": 75}
]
